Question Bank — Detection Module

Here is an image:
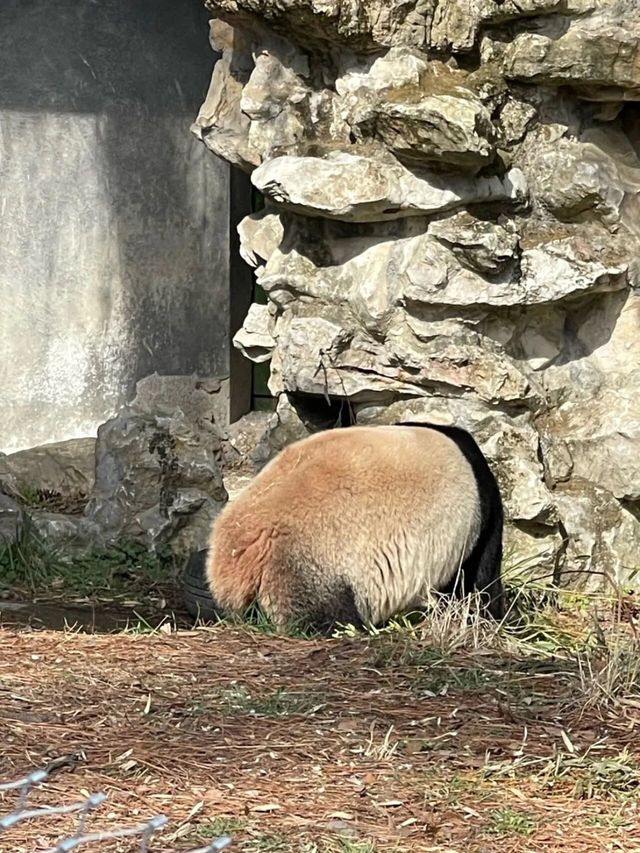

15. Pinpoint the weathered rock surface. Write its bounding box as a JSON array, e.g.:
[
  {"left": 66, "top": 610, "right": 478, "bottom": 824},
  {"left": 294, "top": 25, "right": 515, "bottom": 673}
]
[
  {"left": 483, "top": 2, "right": 640, "bottom": 102},
  {"left": 0, "top": 438, "right": 96, "bottom": 499},
  {"left": 252, "top": 152, "right": 527, "bottom": 221},
  {"left": 0, "top": 493, "right": 23, "bottom": 544},
  {"left": 204, "top": 0, "right": 434, "bottom": 55},
  {"left": 0, "top": 442, "right": 92, "bottom": 553},
  {"left": 197, "top": 0, "right": 640, "bottom": 590},
  {"left": 516, "top": 129, "right": 640, "bottom": 228},
  {"left": 130, "top": 372, "right": 231, "bottom": 430},
  {"left": 83, "top": 410, "right": 227, "bottom": 553},
  {"left": 233, "top": 303, "right": 276, "bottom": 363},
  {"left": 222, "top": 410, "right": 273, "bottom": 471},
  {"left": 338, "top": 52, "right": 497, "bottom": 173},
  {"left": 554, "top": 483, "right": 640, "bottom": 591}
]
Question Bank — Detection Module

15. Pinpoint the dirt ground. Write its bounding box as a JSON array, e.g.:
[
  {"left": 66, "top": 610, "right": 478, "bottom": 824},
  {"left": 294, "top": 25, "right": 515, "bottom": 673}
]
[{"left": 1, "top": 614, "right": 640, "bottom": 853}]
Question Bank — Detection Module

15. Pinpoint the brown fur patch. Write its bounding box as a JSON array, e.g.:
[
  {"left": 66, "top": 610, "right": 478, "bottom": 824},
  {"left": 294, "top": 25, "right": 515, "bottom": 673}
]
[{"left": 206, "top": 425, "right": 481, "bottom": 628}]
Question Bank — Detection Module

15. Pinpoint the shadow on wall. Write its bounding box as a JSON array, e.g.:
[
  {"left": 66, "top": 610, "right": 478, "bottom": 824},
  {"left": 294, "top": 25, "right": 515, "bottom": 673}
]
[{"left": 0, "top": 0, "right": 230, "bottom": 453}]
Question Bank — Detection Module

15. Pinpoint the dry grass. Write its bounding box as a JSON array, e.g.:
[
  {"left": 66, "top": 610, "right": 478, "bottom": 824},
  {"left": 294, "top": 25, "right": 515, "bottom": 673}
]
[{"left": 1, "top": 590, "right": 640, "bottom": 853}]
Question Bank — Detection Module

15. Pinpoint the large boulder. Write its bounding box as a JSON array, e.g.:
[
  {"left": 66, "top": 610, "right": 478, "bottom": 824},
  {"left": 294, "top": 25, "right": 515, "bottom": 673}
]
[
  {"left": 0, "top": 438, "right": 96, "bottom": 500},
  {"left": 129, "top": 372, "right": 231, "bottom": 430},
  {"left": 83, "top": 410, "right": 227, "bottom": 553}
]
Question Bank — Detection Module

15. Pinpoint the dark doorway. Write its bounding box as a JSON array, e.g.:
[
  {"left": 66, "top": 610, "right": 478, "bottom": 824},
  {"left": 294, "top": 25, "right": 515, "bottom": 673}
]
[{"left": 228, "top": 181, "right": 276, "bottom": 422}]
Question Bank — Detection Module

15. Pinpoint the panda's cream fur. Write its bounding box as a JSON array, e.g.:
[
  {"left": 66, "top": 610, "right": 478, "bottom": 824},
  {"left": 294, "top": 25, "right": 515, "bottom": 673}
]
[{"left": 206, "top": 424, "right": 502, "bottom": 631}]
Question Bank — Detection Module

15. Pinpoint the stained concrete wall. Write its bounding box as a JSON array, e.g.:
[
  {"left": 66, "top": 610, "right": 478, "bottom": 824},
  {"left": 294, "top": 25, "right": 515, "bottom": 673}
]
[{"left": 0, "top": 0, "right": 230, "bottom": 453}]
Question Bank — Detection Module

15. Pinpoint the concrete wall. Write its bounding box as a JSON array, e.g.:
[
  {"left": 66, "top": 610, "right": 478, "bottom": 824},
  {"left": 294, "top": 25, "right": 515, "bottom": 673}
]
[{"left": 0, "top": 0, "right": 230, "bottom": 453}]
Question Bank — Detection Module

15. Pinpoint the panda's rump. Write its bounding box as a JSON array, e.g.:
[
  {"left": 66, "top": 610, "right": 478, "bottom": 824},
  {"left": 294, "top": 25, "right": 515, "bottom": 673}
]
[
  {"left": 207, "top": 425, "right": 482, "bottom": 626},
  {"left": 269, "top": 425, "right": 481, "bottom": 623}
]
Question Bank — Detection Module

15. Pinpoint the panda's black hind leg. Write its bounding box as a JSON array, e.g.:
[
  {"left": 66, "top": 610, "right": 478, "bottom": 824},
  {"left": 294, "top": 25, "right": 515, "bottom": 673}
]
[
  {"left": 402, "top": 421, "right": 506, "bottom": 621},
  {"left": 270, "top": 557, "right": 364, "bottom": 636},
  {"left": 299, "top": 578, "right": 364, "bottom": 635},
  {"left": 473, "top": 522, "right": 505, "bottom": 620}
]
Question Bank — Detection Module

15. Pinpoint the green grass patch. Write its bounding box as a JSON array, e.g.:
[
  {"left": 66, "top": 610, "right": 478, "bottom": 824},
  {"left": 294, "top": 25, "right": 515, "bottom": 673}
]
[
  {"left": 194, "top": 816, "right": 249, "bottom": 839},
  {"left": 487, "top": 806, "right": 538, "bottom": 836},
  {"left": 193, "top": 685, "right": 322, "bottom": 718},
  {"left": 0, "top": 516, "right": 178, "bottom": 597},
  {"left": 485, "top": 738, "right": 640, "bottom": 801},
  {"left": 205, "top": 600, "right": 327, "bottom": 640}
]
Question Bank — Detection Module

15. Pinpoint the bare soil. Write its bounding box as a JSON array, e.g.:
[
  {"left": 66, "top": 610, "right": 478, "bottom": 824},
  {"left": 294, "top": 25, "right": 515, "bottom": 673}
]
[{"left": 0, "top": 623, "right": 639, "bottom": 852}]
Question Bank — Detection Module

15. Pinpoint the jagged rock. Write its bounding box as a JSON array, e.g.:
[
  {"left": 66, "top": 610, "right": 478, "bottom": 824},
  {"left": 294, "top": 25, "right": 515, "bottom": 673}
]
[
  {"left": 0, "top": 438, "right": 96, "bottom": 499},
  {"left": 497, "top": 98, "right": 537, "bottom": 146},
  {"left": 540, "top": 385, "right": 640, "bottom": 502},
  {"left": 537, "top": 287, "right": 640, "bottom": 488},
  {"left": 206, "top": 0, "right": 583, "bottom": 57},
  {"left": 241, "top": 52, "right": 309, "bottom": 120},
  {"left": 192, "top": 20, "right": 347, "bottom": 168},
  {"left": 270, "top": 312, "right": 540, "bottom": 407},
  {"left": 515, "top": 307, "right": 566, "bottom": 371},
  {"left": 233, "top": 303, "right": 276, "bottom": 363},
  {"left": 221, "top": 411, "right": 273, "bottom": 471},
  {"left": 431, "top": 0, "right": 573, "bottom": 54},
  {"left": 252, "top": 151, "right": 527, "bottom": 222},
  {"left": 429, "top": 212, "right": 518, "bottom": 275},
  {"left": 263, "top": 393, "right": 313, "bottom": 454},
  {"left": 554, "top": 483, "right": 640, "bottom": 591},
  {"left": 503, "top": 524, "right": 564, "bottom": 583},
  {"left": 352, "top": 96, "right": 495, "bottom": 173},
  {"left": 83, "top": 411, "right": 227, "bottom": 553},
  {"left": 483, "top": 3, "right": 640, "bottom": 101},
  {"left": 130, "top": 373, "right": 231, "bottom": 430},
  {"left": 258, "top": 213, "right": 630, "bottom": 314},
  {"left": 192, "top": 21, "right": 257, "bottom": 169},
  {"left": 205, "top": 0, "right": 434, "bottom": 54},
  {"left": 517, "top": 132, "right": 640, "bottom": 227},
  {"left": 240, "top": 54, "right": 310, "bottom": 162},
  {"left": 238, "top": 211, "right": 285, "bottom": 268},
  {"left": 337, "top": 52, "right": 496, "bottom": 172},
  {"left": 335, "top": 47, "right": 430, "bottom": 97},
  {"left": 515, "top": 224, "right": 631, "bottom": 304},
  {"left": 496, "top": 223, "right": 626, "bottom": 305}
]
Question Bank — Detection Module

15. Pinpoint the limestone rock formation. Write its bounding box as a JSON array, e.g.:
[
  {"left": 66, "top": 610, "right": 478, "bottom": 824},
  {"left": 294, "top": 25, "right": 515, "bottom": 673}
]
[
  {"left": 233, "top": 303, "right": 276, "bottom": 363},
  {"left": 195, "top": 0, "right": 640, "bottom": 590},
  {"left": 483, "top": 1, "right": 640, "bottom": 101}
]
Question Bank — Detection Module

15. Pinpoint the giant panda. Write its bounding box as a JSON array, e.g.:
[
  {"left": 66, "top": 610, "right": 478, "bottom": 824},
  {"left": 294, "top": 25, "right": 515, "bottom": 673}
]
[{"left": 205, "top": 422, "right": 504, "bottom": 634}]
